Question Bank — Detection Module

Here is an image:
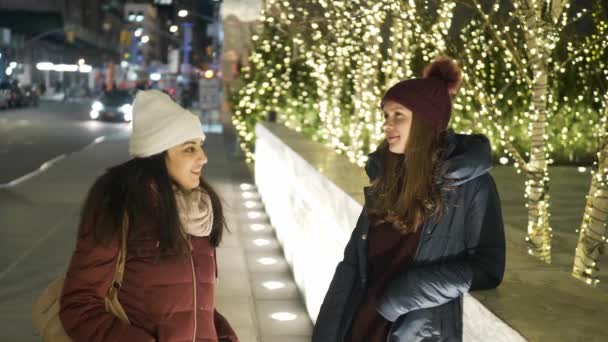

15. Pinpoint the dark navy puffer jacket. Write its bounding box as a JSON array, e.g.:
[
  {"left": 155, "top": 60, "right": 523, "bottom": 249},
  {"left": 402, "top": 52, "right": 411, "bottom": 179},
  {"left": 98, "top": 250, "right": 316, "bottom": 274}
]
[{"left": 312, "top": 132, "right": 506, "bottom": 342}]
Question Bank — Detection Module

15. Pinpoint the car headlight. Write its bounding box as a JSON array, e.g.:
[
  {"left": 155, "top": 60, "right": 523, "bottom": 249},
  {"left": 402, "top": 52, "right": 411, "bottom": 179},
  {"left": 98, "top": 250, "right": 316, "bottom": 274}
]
[
  {"left": 119, "top": 104, "right": 132, "bottom": 114},
  {"left": 92, "top": 101, "right": 104, "bottom": 111},
  {"left": 120, "top": 104, "right": 133, "bottom": 121}
]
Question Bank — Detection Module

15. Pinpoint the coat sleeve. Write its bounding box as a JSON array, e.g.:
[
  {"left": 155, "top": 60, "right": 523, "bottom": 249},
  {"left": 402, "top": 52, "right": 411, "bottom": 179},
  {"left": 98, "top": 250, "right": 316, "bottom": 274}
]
[
  {"left": 312, "top": 207, "right": 365, "bottom": 342},
  {"left": 377, "top": 174, "right": 506, "bottom": 322}
]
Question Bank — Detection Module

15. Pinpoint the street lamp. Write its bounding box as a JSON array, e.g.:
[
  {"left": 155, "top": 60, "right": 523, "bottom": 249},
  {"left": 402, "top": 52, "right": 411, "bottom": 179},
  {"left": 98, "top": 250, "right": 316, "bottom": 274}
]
[
  {"left": 169, "top": 25, "right": 179, "bottom": 33},
  {"left": 178, "top": 9, "right": 188, "bottom": 17}
]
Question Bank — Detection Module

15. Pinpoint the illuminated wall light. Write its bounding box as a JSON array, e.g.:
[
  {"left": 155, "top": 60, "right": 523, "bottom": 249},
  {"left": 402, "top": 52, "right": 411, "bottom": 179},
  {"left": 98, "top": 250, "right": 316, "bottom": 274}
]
[
  {"left": 240, "top": 183, "right": 254, "bottom": 190},
  {"left": 262, "top": 281, "right": 285, "bottom": 290},
  {"left": 244, "top": 201, "right": 258, "bottom": 209},
  {"left": 248, "top": 211, "right": 263, "bottom": 219},
  {"left": 257, "top": 257, "right": 277, "bottom": 265},
  {"left": 242, "top": 191, "right": 256, "bottom": 199},
  {"left": 253, "top": 238, "right": 271, "bottom": 247},
  {"left": 270, "top": 312, "right": 297, "bottom": 321},
  {"left": 250, "top": 223, "right": 266, "bottom": 231}
]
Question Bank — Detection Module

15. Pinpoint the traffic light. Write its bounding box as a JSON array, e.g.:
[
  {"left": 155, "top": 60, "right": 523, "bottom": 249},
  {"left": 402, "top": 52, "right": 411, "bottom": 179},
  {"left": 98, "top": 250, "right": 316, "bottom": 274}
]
[
  {"left": 120, "top": 30, "right": 131, "bottom": 46},
  {"left": 66, "top": 31, "right": 75, "bottom": 44}
]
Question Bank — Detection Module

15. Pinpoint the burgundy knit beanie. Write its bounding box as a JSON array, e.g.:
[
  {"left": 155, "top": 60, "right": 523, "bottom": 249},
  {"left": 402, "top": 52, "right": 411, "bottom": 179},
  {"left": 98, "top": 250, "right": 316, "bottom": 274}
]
[{"left": 381, "top": 57, "right": 463, "bottom": 130}]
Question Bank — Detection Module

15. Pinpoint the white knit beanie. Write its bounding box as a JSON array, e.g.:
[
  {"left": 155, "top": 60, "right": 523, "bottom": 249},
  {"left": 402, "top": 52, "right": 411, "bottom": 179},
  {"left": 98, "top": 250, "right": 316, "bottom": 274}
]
[{"left": 129, "top": 90, "right": 206, "bottom": 158}]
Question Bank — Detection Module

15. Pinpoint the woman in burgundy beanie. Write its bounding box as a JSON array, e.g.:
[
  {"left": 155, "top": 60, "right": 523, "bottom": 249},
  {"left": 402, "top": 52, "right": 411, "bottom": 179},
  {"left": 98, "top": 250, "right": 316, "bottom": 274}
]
[{"left": 313, "top": 57, "right": 506, "bottom": 342}]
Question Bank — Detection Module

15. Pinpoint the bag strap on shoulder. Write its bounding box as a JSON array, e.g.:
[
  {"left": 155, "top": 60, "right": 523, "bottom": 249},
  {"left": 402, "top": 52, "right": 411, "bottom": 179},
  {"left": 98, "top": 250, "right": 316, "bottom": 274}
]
[{"left": 112, "top": 213, "right": 129, "bottom": 288}]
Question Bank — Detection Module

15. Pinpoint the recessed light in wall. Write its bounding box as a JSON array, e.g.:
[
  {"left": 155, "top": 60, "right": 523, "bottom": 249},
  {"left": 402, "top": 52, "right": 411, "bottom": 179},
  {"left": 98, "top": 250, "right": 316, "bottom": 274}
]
[
  {"left": 248, "top": 211, "right": 263, "bottom": 219},
  {"left": 244, "top": 201, "right": 258, "bottom": 209},
  {"left": 262, "top": 281, "right": 286, "bottom": 290},
  {"left": 257, "top": 257, "right": 277, "bottom": 265},
  {"left": 250, "top": 224, "right": 266, "bottom": 231},
  {"left": 240, "top": 183, "right": 254, "bottom": 190},
  {"left": 270, "top": 312, "right": 297, "bottom": 321},
  {"left": 253, "top": 238, "right": 270, "bottom": 247},
  {"left": 242, "top": 191, "right": 255, "bottom": 199}
]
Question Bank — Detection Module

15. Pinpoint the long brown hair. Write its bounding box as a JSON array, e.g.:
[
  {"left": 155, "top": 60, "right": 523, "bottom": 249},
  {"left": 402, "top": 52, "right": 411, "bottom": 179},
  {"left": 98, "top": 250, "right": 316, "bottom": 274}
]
[
  {"left": 368, "top": 113, "right": 449, "bottom": 234},
  {"left": 78, "top": 152, "right": 226, "bottom": 255}
]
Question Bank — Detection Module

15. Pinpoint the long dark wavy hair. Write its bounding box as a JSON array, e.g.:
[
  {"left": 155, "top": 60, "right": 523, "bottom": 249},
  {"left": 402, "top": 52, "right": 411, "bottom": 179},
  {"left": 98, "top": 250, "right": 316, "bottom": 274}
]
[
  {"left": 367, "top": 114, "right": 450, "bottom": 234},
  {"left": 78, "top": 152, "right": 226, "bottom": 255}
]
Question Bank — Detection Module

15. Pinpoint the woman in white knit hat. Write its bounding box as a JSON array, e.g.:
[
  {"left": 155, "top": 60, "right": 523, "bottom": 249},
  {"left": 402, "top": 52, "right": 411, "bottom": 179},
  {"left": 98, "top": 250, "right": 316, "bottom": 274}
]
[{"left": 59, "top": 90, "right": 239, "bottom": 342}]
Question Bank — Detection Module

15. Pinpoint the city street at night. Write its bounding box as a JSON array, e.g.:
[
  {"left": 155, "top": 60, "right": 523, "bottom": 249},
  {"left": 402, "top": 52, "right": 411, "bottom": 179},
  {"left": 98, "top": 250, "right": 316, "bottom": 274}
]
[{"left": 0, "top": 101, "right": 128, "bottom": 186}]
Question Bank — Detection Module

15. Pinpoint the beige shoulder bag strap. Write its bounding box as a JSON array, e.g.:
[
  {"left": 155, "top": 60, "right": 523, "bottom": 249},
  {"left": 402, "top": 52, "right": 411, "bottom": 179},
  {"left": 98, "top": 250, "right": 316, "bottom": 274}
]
[{"left": 104, "top": 213, "right": 130, "bottom": 324}]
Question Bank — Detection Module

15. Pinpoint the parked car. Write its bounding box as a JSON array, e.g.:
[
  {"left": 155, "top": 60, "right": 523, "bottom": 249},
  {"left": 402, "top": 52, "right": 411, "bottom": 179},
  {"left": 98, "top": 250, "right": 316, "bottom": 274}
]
[
  {"left": 0, "top": 80, "right": 25, "bottom": 108},
  {"left": 89, "top": 90, "right": 135, "bottom": 122},
  {"left": 21, "top": 85, "right": 40, "bottom": 107},
  {"left": 0, "top": 87, "right": 9, "bottom": 109}
]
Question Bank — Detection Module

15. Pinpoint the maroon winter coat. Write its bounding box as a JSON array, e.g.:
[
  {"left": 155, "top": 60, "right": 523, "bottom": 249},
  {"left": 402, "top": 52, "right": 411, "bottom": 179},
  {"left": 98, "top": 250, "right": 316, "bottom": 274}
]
[{"left": 59, "top": 182, "right": 238, "bottom": 342}]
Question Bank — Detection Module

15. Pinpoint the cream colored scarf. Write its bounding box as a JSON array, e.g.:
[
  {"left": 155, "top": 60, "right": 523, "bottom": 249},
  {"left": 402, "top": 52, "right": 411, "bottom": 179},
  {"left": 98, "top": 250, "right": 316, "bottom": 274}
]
[{"left": 173, "top": 186, "right": 214, "bottom": 237}]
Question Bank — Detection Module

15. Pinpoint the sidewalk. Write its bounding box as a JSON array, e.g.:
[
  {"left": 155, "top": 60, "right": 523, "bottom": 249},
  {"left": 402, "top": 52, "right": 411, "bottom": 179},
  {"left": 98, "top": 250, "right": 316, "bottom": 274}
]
[{"left": 0, "top": 120, "right": 312, "bottom": 341}]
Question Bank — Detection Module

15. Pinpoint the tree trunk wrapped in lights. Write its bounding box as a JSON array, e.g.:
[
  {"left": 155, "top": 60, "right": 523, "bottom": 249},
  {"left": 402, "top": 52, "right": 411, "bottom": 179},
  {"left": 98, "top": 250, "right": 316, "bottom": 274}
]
[
  {"left": 573, "top": 112, "right": 608, "bottom": 286},
  {"left": 514, "top": 0, "right": 565, "bottom": 263},
  {"left": 571, "top": 4, "right": 608, "bottom": 284},
  {"left": 459, "top": 0, "right": 581, "bottom": 263}
]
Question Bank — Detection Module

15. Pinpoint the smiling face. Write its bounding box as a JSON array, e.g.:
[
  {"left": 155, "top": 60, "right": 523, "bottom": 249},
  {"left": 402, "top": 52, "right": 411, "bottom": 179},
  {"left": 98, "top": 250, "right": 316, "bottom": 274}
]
[
  {"left": 165, "top": 138, "right": 207, "bottom": 191},
  {"left": 382, "top": 100, "right": 413, "bottom": 154}
]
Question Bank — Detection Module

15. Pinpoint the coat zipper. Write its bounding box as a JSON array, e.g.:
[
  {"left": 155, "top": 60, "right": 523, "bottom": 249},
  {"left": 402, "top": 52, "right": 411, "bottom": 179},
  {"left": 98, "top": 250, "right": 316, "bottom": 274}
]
[{"left": 190, "top": 254, "right": 198, "bottom": 342}]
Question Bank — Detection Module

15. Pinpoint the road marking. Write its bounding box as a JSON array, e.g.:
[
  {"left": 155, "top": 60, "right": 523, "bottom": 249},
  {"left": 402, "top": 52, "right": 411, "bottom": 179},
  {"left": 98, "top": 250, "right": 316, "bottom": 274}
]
[
  {"left": 0, "top": 154, "right": 66, "bottom": 188},
  {"left": 0, "top": 135, "right": 106, "bottom": 189},
  {"left": 0, "top": 211, "right": 75, "bottom": 282}
]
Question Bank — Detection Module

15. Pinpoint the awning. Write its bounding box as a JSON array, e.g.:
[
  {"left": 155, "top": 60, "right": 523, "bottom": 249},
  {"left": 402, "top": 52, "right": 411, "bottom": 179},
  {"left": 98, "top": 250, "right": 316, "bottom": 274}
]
[{"left": 0, "top": 10, "right": 63, "bottom": 36}]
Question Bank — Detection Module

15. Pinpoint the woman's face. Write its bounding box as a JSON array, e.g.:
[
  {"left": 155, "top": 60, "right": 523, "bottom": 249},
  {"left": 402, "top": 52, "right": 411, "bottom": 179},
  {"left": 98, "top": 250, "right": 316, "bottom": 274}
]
[
  {"left": 165, "top": 138, "right": 207, "bottom": 191},
  {"left": 383, "top": 100, "right": 413, "bottom": 154}
]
